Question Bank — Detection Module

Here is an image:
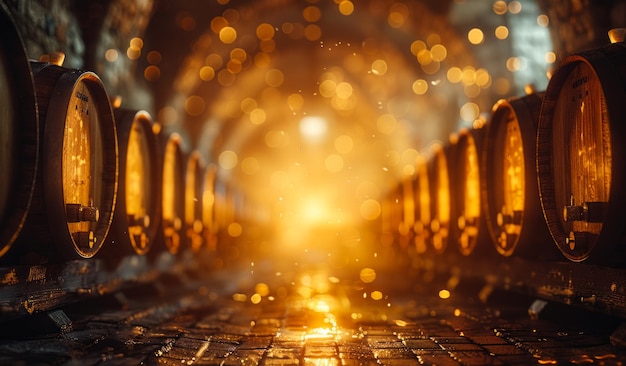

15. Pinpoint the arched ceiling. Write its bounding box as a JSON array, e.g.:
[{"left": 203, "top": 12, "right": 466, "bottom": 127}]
[{"left": 138, "top": 0, "right": 558, "bottom": 226}]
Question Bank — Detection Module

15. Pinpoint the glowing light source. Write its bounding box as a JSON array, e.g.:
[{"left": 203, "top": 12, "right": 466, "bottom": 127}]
[
  {"left": 299, "top": 116, "right": 328, "bottom": 143},
  {"left": 219, "top": 26, "right": 237, "bottom": 44},
  {"left": 360, "top": 199, "right": 381, "bottom": 220},
  {"left": 218, "top": 150, "right": 238, "bottom": 170},
  {"left": 338, "top": 1, "right": 354, "bottom": 16},
  {"left": 468, "top": 28, "right": 484, "bottom": 45},
  {"left": 359, "top": 268, "right": 376, "bottom": 283}
]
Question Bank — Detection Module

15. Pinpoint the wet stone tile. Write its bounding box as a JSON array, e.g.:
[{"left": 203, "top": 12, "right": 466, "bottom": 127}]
[
  {"left": 208, "top": 333, "right": 244, "bottom": 345},
  {"left": 448, "top": 350, "right": 506, "bottom": 366},
  {"left": 437, "top": 342, "right": 484, "bottom": 352},
  {"left": 229, "top": 349, "right": 266, "bottom": 364},
  {"left": 265, "top": 346, "right": 303, "bottom": 359},
  {"left": 430, "top": 336, "right": 471, "bottom": 344},
  {"left": 263, "top": 358, "right": 301, "bottom": 366},
  {"left": 202, "top": 344, "right": 236, "bottom": 359},
  {"left": 303, "top": 338, "right": 336, "bottom": 347},
  {"left": 464, "top": 335, "right": 509, "bottom": 345},
  {"left": 238, "top": 336, "right": 273, "bottom": 350},
  {"left": 376, "top": 359, "right": 420, "bottom": 366},
  {"left": 402, "top": 339, "right": 441, "bottom": 350},
  {"left": 340, "top": 359, "right": 379, "bottom": 366},
  {"left": 371, "top": 347, "right": 415, "bottom": 359},
  {"left": 173, "top": 336, "right": 210, "bottom": 349},
  {"left": 415, "top": 354, "right": 462, "bottom": 366},
  {"left": 303, "top": 357, "right": 340, "bottom": 366},
  {"left": 482, "top": 344, "right": 529, "bottom": 356},
  {"left": 365, "top": 336, "right": 402, "bottom": 347},
  {"left": 304, "top": 346, "right": 337, "bottom": 357}
]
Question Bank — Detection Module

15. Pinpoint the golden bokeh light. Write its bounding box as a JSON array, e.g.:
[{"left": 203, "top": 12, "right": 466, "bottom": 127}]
[
  {"left": 105, "top": 48, "right": 118, "bottom": 62},
  {"left": 325, "top": 154, "right": 344, "bottom": 173},
  {"left": 495, "top": 25, "right": 509, "bottom": 40},
  {"left": 338, "top": 1, "right": 354, "bottom": 15},
  {"left": 303, "top": 6, "right": 322, "bottom": 22},
  {"left": 218, "top": 150, "right": 238, "bottom": 170},
  {"left": 359, "top": 268, "right": 376, "bottom": 283},
  {"left": 241, "top": 157, "right": 260, "bottom": 175},
  {"left": 154, "top": 0, "right": 555, "bottom": 278},
  {"left": 256, "top": 23, "right": 275, "bottom": 40},
  {"left": 468, "top": 28, "right": 484, "bottom": 45},
  {"left": 219, "top": 26, "right": 237, "bottom": 44},
  {"left": 334, "top": 135, "right": 353, "bottom": 154},
  {"left": 360, "top": 199, "right": 381, "bottom": 221}
]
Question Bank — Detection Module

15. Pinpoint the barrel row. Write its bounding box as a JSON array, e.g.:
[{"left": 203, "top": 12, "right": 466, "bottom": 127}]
[
  {"left": 387, "top": 34, "right": 626, "bottom": 265},
  {"left": 0, "top": 4, "right": 229, "bottom": 265}
]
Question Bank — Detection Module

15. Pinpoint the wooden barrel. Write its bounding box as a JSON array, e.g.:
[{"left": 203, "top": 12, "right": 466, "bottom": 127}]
[
  {"left": 413, "top": 155, "right": 430, "bottom": 254},
  {"left": 450, "top": 126, "right": 493, "bottom": 256},
  {"left": 380, "top": 184, "right": 401, "bottom": 247},
  {"left": 157, "top": 132, "right": 185, "bottom": 255},
  {"left": 427, "top": 141, "right": 454, "bottom": 254},
  {"left": 537, "top": 40, "right": 626, "bottom": 263},
  {"left": 398, "top": 174, "right": 415, "bottom": 249},
  {"left": 202, "top": 164, "right": 218, "bottom": 251},
  {"left": 185, "top": 150, "right": 205, "bottom": 252},
  {"left": 0, "top": 3, "right": 39, "bottom": 260},
  {"left": 26, "top": 62, "right": 118, "bottom": 260},
  {"left": 483, "top": 94, "right": 559, "bottom": 259},
  {"left": 102, "top": 109, "right": 161, "bottom": 259}
]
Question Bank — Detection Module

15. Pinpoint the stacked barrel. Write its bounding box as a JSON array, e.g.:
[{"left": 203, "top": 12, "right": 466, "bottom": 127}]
[
  {"left": 384, "top": 30, "right": 626, "bottom": 265},
  {"left": 0, "top": 4, "right": 225, "bottom": 266}
]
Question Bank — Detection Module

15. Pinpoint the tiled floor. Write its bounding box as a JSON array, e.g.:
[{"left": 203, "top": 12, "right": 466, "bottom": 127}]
[{"left": 0, "top": 256, "right": 625, "bottom": 366}]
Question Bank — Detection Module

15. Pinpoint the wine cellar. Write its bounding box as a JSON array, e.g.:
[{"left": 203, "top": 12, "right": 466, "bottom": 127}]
[{"left": 2, "top": 0, "right": 626, "bottom": 364}]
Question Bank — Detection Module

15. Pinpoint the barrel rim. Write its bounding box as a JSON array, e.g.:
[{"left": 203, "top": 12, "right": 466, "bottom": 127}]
[
  {"left": 160, "top": 133, "right": 186, "bottom": 255},
  {"left": 202, "top": 163, "right": 218, "bottom": 246},
  {"left": 109, "top": 108, "right": 162, "bottom": 256},
  {"left": 483, "top": 93, "right": 550, "bottom": 257},
  {"left": 42, "top": 69, "right": 118, "bottom": 259},
  {"left": 453, "top": 127, "right": 485, "bottom": 257},
  {"left": 185, "top": 150, "right": 207, "bottom": 252},
  {"left": 427, "top": 140, "right": 453, "bottom": 255},
  {"left": 537, "top": 49, "right": 626, "bottom": 262}
]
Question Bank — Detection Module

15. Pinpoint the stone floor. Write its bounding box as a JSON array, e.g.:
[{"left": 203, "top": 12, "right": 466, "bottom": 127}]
[{"left": 0, "top": 254, "right": 625, "bottom": 366}]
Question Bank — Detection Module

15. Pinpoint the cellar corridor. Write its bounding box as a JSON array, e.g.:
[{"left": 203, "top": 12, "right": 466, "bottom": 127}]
[{"left": 3, "top": 0, "right": 626, "bottom": 364}]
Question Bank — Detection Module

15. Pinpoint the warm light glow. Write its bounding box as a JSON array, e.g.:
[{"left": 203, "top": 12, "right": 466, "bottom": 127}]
[
  {"left": 228, "top": 222, "right": 242, "bottom": 237},
  {"left": 412, "top": 79, "right": 428, "bottom": 95},
  {"left": 105, "top": 49, "right": 118, "bottom": 62},
  {"left": 218, "top": 150, "right": 238, "bottom": 170},
  {"left": 241, "top": 157, "right": 260, "bottom": 175},
  {"left": 360, "top": 199, "right": 381, "bottom": 220},
  {"left": 359, "top": 268, "right": 376, "bottom": 283},
  {"left": 184, "top": 95, "right": 205, "bottom": 116},
  {"left": 151, "top": 0, "right": 559, "bottom": 278},
  {"left": 219, "top": 26, "right": 237, "bottom": 44},
  {"left": 299, "top": 116, "right": 328, "bottom": 143},
  {"left": 325, "top": 154, "right": 344, "bottom": 173},
  {"left": 460, "top": 103, "right": 480, "bottom": 122},
  {"left": 495, "top": 26, "right": 509, "bottom": 40},
  {"left": 468, "top": 28, "right": 484, "bottom": 45},
  {"left": 376, "top": 114, "right": 397, "bottom": 135},
  {"left": 371, "top": 59, "right": 388, "bottom": 76},
  {"left": 256, "top": 23, "right": 275, "bottom": 40},
  {"left": 338, "top": 1, "right": 354, "bottom": 16},
  {"left": 334, "top": 135, "right": 353, "bottom": 154}
]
